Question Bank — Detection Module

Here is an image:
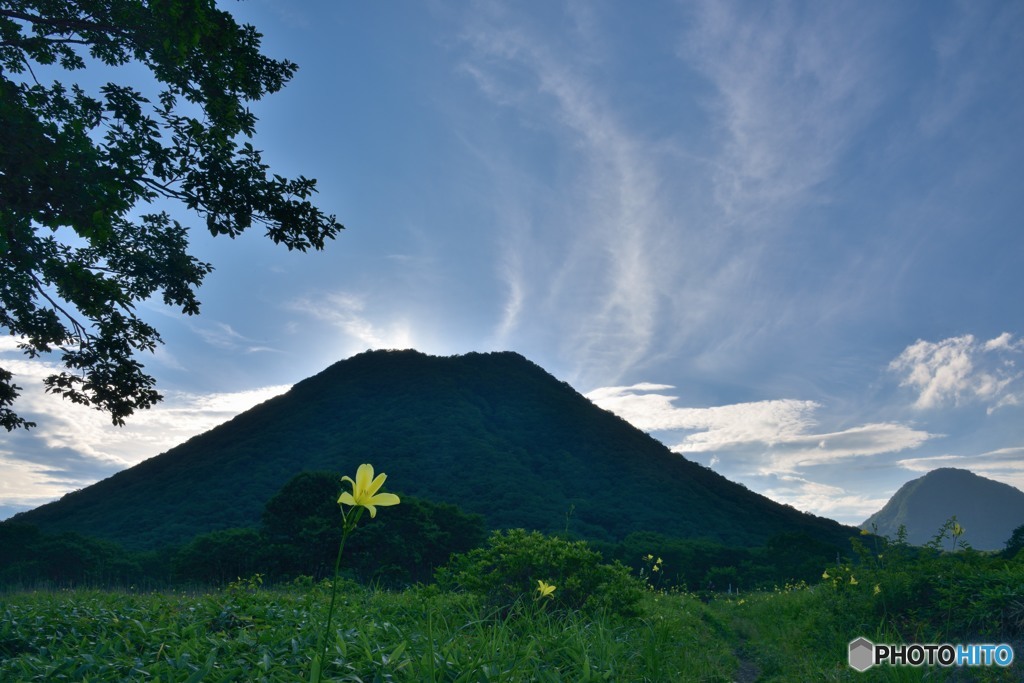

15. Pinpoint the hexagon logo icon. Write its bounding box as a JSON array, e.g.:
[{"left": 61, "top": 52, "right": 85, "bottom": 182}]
[{"left": 849, "top": 637, "right": 874, "bottom": 672}]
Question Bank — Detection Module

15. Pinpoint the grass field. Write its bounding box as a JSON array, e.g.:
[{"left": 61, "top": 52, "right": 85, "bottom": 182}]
[
  {"left": 1, "top": 582, "right": 733, "bottom": 681},
  {"left": 3, "top": 520, "right": 1023, "bottom": 682},
  {"left": 2, "top": 579, "right": 1020, "bottom": 682}
]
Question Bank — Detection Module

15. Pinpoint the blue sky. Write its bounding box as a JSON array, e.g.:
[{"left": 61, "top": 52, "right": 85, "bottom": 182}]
[{"left": 2, "top": 0, "right": 1023, "bottom": 527}]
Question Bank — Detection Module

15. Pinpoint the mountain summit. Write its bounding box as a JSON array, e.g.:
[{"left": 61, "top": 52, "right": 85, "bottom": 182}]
[
  {"left": 11, "top": 350, "right": 853, "bottom": 549},
  {"left": 861, "top": 468, "right": 1024, "bottom": 550}
]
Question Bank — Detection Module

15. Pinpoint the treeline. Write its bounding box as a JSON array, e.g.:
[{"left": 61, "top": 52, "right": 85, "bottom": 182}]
[
  {"left": 0, "top": 522, "right": 848, "bottom": 593},
  {"left": 1, "top": 471, "right": 848, "bottom": 590},
  {"left": 0, "top": 472, "right": 487, "bottom": 589},
  {"left": 1, "top": 476, "right": 849, "bottom": 592},
  {"left": 595, "top": 529, "right": 846, "bottom": 592},
  {"left": 13, "top": 470, "right": 1018, "bottom": 594}
]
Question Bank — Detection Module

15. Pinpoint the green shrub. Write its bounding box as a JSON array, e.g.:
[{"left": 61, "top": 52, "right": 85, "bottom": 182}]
[
  {"left": 825, "top": 520, "right": 1024, "bottom": 642},
  {"left": 439, "top": 529, "right": 644, "bottom": 617}
]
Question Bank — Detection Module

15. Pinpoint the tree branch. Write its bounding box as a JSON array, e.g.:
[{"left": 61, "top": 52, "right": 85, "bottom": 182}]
[
  {"left": 28, "top": 271, "right": 90, "bottom": 349},
  {"left": 0, "top": 35, "right": 93, "bottom": 48},
  {"left": 0, "top": 9, "right": 125, "bottom": 37}
]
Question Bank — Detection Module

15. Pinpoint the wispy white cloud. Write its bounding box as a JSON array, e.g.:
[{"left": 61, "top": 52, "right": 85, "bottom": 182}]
[
  {"left": 11, "top": 374, "right": 289, "bottom": 465},
  {"left": 888, "top": 333, "right": 1023, "bottom": 411},
  {"left": 458, "top": 0, "right": 904, "bottom": 388},
  {"left": 762, "top": 423, "right": 934, "bottom": 473},
  {"left": 457, "top": 5, "right": 669, "bottom": 385},
  {"left": 681, "top": 0, "right": 883, "bottom": 219},
  {"left": 587, "top": 383, "right": 933, "bottom": 473},
  {"left": 762, "top": 474, "right": 890, "bottom": 522},
  {"left": 0, "top": 453, "right": 85, "bottom": 509},
  {"left": 588, "top": 384, "right": 818, "bottom": 448},
  {"left": 192, "top": 321, "right": 281, "bottom": 354},
  {"left": 288, "top": 291, "right": 415, "bottom": 352},
  {"left": 589, "top": 381, "right": 936, "bottom": 524},
  {"left": 0, "top": 350, "right": 290, "bottom": 513},
  {"left": 492, "top": 244, "right": 525, "bottom": 347},
  {"left": 919, "top": 1, "right": 1024, "bottom": 138}
]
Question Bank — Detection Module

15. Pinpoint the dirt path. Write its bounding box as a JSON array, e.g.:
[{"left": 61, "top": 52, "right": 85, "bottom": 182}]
[{"left": 731, "top": 653, "right": 761, "bottom": 683}]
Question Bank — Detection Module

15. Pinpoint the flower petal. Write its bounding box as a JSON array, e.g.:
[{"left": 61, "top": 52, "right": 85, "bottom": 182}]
[
  {"left": 364, "top": 503, "right": 378, "bottom": 518},
  {"left": 368, "top": 492, "right": 400, "bottom": 507},
  {"left": 355, "top": 464, "right": 374, "bottom": 497},
  {"left": 366, "top": 472, "right": 387, "bottom": 497},
  {"left": 338, "top": 492, "right": 356, "bottom": 506}
]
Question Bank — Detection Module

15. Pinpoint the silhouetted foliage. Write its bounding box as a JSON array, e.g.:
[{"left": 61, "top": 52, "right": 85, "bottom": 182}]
[
  {"left": 261, "top": 470, "right": 343, "bottom": 578},
  {"left": 0, "top": 471, "right": 487, "bottom": 588},
  {"left": 1004, "top": 523, "right": 1024, "bottom": 559},
  {"left": 595, "top": 529, "right": 845, "bottom": 592},
  {"left": 0, "top": 0, "right": 342, "bottom": 430},
  {"left": 345, "top": 496, "right": 487, "bottom": 587},
  {"left": 258, "top": 470, "right": 486, "bottom": 586},
  {"left": 172, "top": 528, "right": 264, "bottom": 584},
  {"left": 0, "top": 523, "right": 142, "bottom": 586}
]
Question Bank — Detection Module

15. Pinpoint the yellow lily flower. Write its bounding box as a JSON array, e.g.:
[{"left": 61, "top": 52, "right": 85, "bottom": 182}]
[
  {"left": 822, "top": 570, "right": 830, "bottom": 579},
  {"left": 850, "top": 576, "right": 858, "bottom": 585},
  {"left": 338, "top": 464, "right": 400, "bottom": 518},
  {"left": 952, "top": 523, "right": 965, "bottom": 538},
  {"left": 873, "top": 584, "right": 882, "bottom": 595},
  {"left": 536, "top": 579, "right": 556, "bottom": 598}
]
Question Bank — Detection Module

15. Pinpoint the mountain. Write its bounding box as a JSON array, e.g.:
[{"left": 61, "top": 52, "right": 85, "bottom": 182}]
[
  {"left": 861, "top": 468, "right": 1024, "bottom": 550},
  {"left": 9, "top": 350, "right": 855, "bottom": 550}
]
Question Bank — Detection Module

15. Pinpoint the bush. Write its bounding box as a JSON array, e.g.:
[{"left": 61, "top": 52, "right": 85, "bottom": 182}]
[
  {"left": 439, "top": 529, "right": 644, "bottom": 617},
  {"left": 824, "top": 520, "right": 1024, "bottom": 641}
]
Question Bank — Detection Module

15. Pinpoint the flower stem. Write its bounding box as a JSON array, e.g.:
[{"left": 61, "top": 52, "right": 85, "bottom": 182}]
[{"left": 311, "top": 507, "right": 363, "bottom": 683}]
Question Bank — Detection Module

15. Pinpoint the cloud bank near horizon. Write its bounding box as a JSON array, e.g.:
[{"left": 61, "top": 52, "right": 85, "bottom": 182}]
[
  {"left": 0, "top": 344, "right": 290, "bottom": 517},
  {"left": 587, "top": 333, "right": 1024, "bottom": 523}
]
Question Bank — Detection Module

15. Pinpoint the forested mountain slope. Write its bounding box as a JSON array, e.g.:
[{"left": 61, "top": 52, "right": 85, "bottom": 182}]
[{"left": 10, "top": 350, "right": 855, "bottom": 549}]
